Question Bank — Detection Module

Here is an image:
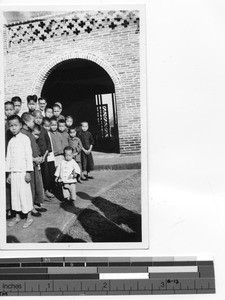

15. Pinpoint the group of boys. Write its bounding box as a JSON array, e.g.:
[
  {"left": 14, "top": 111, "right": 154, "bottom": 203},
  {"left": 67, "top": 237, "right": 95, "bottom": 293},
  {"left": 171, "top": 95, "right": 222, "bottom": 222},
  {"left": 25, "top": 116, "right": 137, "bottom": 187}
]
[{"left": 5, "top": 95, "right": 94, "bottom": 229}]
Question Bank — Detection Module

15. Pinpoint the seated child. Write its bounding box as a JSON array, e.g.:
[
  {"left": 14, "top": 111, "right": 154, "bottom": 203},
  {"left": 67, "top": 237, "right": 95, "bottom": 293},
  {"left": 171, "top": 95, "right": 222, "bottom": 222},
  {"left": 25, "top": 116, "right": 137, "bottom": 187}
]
[
  {"left": 11, "top": 96, "right": 22, "bottom": 116},
  {"left": 53, "top": 103, "right": 65, "bottom": 122},
  {"left": 27, "top": 95, "right": 37, "bottom": 115},
  {"left": 68, "top": 126, "right": 82, "bottom": 183},
  {"left": 77, "top": 121, "right": 95, "bottom": 180},
  {"left": 45, "top": 107, "right": 53, "bottom": 119},
  {"left": 6, "top": 115, "right": 33, "bottom": 228},
  {"left": 55, "top": 146, "right": 80, "bottom": 205},
  {"left": 49, "top": 117, "right": 63, "bottom": 167}
]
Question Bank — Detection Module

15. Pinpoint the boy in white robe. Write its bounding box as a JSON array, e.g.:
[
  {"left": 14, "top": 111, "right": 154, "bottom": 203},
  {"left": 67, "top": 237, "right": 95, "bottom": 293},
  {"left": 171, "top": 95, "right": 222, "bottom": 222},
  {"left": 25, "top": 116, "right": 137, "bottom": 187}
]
[{"left": 6, "top": 115, "right": 34, "bottom": 228}]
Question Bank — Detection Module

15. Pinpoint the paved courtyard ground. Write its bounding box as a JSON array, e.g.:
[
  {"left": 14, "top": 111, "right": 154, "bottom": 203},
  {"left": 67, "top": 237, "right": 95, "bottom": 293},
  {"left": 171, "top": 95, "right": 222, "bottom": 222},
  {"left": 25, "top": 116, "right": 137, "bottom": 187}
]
[
  {"left": 6, "top": 169, "right": 141, "bottom": 244},
  {"left": 61, "top": 170, "right": 141, "bottom": 243}
]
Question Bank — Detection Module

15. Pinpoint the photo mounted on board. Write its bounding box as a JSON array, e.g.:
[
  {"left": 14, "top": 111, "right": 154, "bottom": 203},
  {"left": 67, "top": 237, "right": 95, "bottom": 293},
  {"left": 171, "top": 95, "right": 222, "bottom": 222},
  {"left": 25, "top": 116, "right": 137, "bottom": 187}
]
[{"left": 0, "top": 5, "right": 148, "bottom": 250}]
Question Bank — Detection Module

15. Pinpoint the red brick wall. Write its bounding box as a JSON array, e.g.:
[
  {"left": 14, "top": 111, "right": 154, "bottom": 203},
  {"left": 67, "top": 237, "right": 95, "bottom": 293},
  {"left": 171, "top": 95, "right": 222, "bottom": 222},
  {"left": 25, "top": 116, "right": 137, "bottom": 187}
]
[{"left": 3, "top": 11, "right": 141, "bottom": 154}]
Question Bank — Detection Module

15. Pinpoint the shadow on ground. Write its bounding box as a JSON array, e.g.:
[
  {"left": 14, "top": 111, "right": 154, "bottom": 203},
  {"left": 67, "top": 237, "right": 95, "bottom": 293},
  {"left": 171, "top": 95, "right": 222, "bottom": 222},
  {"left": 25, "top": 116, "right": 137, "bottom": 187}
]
[
  {"left": 45, "top": 227, "right": 87, "bottom": 243},
  {"left": 93, "top": 197, "right": 142, "bottom": 234},
  {"left": 76, "top": 191, "right": 94, "bottom": 200},
  {"left": 59, "top": 194, "right": 142, "bottom": 243},
  {"left": 77, "top": 208, "right": 141, "bottom": 242},
  {"left": 7, "top": 235, "right": 20, "bottom": 243}
]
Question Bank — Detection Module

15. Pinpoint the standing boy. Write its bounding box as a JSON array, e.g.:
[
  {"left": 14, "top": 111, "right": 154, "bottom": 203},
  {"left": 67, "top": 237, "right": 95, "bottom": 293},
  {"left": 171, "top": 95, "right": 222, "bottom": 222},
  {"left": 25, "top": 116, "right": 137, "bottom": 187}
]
[
  {"left": 65, "top": 116, "right": 74, "bottom": 130},
  {"left": 6, "top": 115, "right": 34, "bottom": 228},
  {"left": 53, "top": 103, "right": 65, "bottom": 121},
  {"left": 43, "top": 117, "right": 56, "bottom": 196},
  {"left": 38, "top": 97, "right": 47, "bottom": 117},
  {"left": 33, "top": 110, "right": 54, "bottom": 198},
  {"left": 5, "top": 101, "right": 14, "bottom": 218},
  {"left": 77, "top": 121, "right": 95, "bottom": 180},
  {"left": 11, "top": 96, "right": 22, "bottom": 116},
  {"left": 45, "top": 107, "right": 53, "bottom": 119},
  {"left": 21, "top": 112, "right": 45, "bottom": 217},
  {"left": 27, "top": 95, "right": 38, "bottom": 115},
  {"left": 5, "top": 101, "right": 15, "bottom": 120},
  {"left": 68, "top": 126, "right": 82, "bottom": 182},
  {"left": 5, "top": 101, "right": 14, "bottom": 144},
  {"left": 58, "top": 119, "right": 69, "bottom": 150},
  {"left": 49, "top": 117, "right": 63, "bottom": 167}
]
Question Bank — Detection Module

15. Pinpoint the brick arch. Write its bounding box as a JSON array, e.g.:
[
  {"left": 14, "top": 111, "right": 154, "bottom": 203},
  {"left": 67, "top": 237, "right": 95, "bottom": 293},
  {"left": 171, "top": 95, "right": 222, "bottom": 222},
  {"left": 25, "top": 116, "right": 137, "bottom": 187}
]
[{"left": 31, "top": 52, "right": 121, "bottom": 95}]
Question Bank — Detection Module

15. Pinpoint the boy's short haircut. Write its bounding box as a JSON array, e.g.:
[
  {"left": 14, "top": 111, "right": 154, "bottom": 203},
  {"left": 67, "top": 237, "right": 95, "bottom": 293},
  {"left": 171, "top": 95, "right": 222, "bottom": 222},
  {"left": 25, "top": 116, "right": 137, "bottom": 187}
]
[
  {"left": 54, "top": 102, "right": 62, "bottom": 109},
  {"left": 5, "top": 101, "right": 14, "bottom": 107},
  {"left": 32, "top": 123, "right": 41, "bottom": 132},
  {"left": 63, "top": 146, "right": 74, "bottom": 154},
  {"left": 38, "top": 97, "right": 46, "bottom": 102},
  {"left": 21, "top": 112, "right": 33, "bottom": 123},
  {"left": 7, "top": 114, "right": 22, "bottom": 124},
  {"left": 27, "top": 95, "right": 38, "bottom": 103},
  {"left": 58, "top": 119, "right": 66, "bottom": 125},
  {"left": 45, "top": 106, "right": 53, "bottom": 112},
  {"left": 11, "top": 96, "right": 22, "bottom": 103},
  {"left": 50, "top": 116, "right": 57, "bottom": 123},
  {"left": 53, "top": 104, "right": 60, "bottom": 109},
  {"left": 33, "top": 110, "right": 43, "bottom": 117},
  {"left": 43, "top": 117, "right": 50, "bottom": 123},
  {"left": 68, "top": 125, "right": 77, "bottom": 133},
  {"left": 81, "top": 121, "right": 88, "bottom": 126}
]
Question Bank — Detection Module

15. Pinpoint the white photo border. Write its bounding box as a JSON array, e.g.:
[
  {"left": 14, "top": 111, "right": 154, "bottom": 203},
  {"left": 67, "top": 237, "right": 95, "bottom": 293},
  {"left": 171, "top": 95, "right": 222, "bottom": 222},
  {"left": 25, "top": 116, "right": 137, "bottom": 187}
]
[{"left": 0, "top": 3, "right": 148, "bottom": 250}]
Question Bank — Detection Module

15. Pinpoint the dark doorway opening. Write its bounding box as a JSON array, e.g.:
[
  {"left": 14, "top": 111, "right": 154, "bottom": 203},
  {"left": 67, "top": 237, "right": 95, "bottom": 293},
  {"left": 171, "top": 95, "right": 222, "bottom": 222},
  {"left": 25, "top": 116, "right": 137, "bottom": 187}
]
[{"left": 41, "top": 59, "right": 119, "bottom": 153}]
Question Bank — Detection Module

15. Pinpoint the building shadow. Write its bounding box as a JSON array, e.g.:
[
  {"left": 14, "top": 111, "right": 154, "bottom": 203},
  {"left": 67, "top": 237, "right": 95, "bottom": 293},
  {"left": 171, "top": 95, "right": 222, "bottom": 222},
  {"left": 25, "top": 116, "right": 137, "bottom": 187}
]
[
  {"left": 7, "top": 235, "right": 20, "bottom": 243},
  {"left": 77, "top": 208, "right": 141, "bottom": 242},
  {"left": 45, "top": 227, "right": 86, "bottom": 243},
  {"left": 92, "top": 196, "right": 142, "bottom": 235}
]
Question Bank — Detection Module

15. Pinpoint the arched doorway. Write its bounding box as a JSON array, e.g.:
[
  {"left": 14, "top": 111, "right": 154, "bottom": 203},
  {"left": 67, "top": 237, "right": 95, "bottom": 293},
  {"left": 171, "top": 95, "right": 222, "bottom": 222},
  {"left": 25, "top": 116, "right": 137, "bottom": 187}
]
[{"left": 41, "top": 59, "right": 119, "bottom": 153}]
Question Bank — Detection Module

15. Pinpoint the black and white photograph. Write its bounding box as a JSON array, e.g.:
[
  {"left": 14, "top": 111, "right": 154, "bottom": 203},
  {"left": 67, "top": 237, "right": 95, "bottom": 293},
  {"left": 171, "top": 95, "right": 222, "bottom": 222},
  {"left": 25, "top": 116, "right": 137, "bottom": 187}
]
[{"left": 0, "top": 5, "right": 148, "bottom": 249}]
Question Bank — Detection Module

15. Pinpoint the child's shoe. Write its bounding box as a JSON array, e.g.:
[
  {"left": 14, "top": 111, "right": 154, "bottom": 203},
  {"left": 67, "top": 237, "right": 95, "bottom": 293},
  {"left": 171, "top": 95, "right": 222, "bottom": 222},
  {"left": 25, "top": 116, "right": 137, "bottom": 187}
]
[
  {"left": 68, "top": 199, "right": 75, "bottom": 206},
  {"left": 6, "top": 210, "right": 13, "bottom": 220},
  {"left": 36, "top": 207, "right": 47, "bottom": 212},
  {"left": 45, "top": 190, "right": 55, "bottom": 198},
  {"left": 77, "top": 177, "right": 82, "bottom": 183},
  {"left": 22, "top": 218, "right": 33, "bottom": 229},
  {"left": 8, "top": 217, "right": 21, "bottom": 227}
]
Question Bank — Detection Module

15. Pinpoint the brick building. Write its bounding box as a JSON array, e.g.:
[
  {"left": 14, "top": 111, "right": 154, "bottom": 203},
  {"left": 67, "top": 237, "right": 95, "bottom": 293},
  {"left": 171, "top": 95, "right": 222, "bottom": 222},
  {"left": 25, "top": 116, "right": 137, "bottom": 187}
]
[{"left": 3, "top": 10, "right": 141, "bottom": 154}]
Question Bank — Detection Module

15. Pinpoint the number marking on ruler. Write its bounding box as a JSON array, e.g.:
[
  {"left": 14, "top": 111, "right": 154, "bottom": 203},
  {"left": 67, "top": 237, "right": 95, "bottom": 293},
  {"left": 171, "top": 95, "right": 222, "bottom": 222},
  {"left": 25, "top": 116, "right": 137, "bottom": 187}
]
[{"left": 0, "top": 257, "right": 215, "bottom": 295}]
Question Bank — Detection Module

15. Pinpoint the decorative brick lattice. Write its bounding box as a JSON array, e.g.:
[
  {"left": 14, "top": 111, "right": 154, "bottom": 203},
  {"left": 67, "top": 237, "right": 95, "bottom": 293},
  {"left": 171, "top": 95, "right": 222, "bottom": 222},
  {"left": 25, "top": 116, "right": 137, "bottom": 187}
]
[{"left": 6, "top": 10, "right": 139, "bottom": 46}]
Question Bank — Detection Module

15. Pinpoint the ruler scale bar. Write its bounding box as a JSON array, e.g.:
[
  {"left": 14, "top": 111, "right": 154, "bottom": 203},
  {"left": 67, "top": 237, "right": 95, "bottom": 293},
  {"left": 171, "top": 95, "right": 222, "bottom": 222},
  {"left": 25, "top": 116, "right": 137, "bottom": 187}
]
[
  {"left": 0, "top": 257, "right": 215, "bottom": 296},
  {"left": 149, "top": 272, "right": 199, "bottom": 278},
  {"left": 148, "top": 266, "right": 198, "bottom": 272},
  {"left": 100, "top": 273, "right": 149, "bottom": 280}
]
